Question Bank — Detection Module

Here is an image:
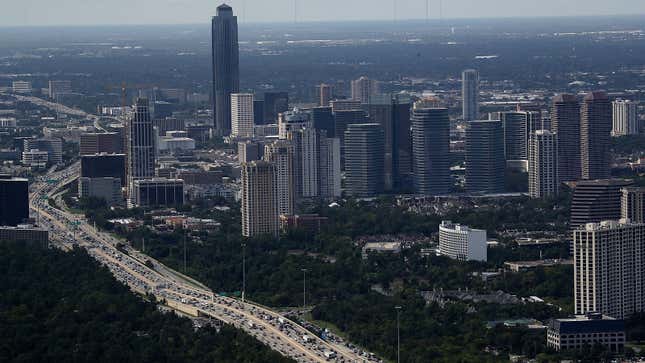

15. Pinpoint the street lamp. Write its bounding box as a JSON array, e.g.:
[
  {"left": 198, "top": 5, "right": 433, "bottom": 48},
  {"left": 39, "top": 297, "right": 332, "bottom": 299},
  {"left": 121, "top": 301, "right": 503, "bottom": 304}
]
[
  {"left": 395, "top": 305, "right": 402, "bottom": 363},
  {"left": 301, "top": 268, "right": 308, "bottom": 309}
]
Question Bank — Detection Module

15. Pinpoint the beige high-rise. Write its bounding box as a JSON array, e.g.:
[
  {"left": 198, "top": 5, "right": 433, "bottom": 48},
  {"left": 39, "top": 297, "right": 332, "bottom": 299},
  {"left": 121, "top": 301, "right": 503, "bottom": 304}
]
[
  {"left": 241, "top": 161, "right": 279, "bottom": 238},
  {"left": 622, "top": 187, "right": 645, "bottom": 224},
  {"left": 528, "top": 130, "right": 558, "bottom": 198},
  {"left": 264, "top": 141, "right": 295, "bottom": 216}
]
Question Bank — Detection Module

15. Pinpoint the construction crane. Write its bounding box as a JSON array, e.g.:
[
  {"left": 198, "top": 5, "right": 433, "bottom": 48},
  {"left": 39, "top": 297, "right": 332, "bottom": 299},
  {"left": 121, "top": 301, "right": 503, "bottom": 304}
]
[{"left": 104, "top": 82, "right": 157, "bottom": 116}]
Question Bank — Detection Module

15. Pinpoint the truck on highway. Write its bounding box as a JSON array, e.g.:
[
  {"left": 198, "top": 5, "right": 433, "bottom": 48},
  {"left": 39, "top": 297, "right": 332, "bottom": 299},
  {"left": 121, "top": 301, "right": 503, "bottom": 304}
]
[{"left": 324, "top": 351, "right": 337, "bottom": 359}]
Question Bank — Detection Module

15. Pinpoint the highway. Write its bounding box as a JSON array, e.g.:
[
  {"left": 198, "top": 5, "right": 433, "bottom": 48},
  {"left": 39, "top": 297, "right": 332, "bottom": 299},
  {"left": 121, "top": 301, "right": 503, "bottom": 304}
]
[{"left": 30, "top": 163, "right": 381, "bottom": 363}]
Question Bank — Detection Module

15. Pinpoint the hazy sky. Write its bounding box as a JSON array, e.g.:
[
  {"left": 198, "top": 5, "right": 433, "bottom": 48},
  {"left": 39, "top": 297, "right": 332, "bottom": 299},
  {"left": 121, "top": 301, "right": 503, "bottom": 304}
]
[{"left": 3, "top": 0, "right": 645, "bottom": 26}]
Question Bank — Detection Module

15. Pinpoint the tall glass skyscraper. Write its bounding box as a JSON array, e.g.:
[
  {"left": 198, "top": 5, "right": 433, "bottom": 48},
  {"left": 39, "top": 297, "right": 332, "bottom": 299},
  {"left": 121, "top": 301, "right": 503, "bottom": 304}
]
[
  {"left": 212, "top": 4, "right": 240, "bottom": 135},
  {"left": 126, "top": 98, "right": 155, "bottom": 195},
  {"left": 465, "top": 120, "right": 505, "bottom": 194},
  {"left": 462, "top": 69, "right": 479, "bottom": 121}
]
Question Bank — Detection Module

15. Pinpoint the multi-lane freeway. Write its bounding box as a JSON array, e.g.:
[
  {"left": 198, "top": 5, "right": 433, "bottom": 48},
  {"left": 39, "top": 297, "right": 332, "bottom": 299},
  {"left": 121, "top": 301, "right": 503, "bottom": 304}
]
[{"left": 30, "top": 163, "right": 381, "bottom": 363}]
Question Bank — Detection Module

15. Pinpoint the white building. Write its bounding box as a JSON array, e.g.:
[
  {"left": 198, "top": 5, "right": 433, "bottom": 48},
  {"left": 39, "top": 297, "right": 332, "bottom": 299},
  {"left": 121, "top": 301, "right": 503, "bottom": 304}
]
[
  {"left": 439, "top": 221, "right": 487, "bottom": 262},
  {"left": 350, "top": 76, "right": 380, "bottom": 104},
  {"left": 528, "top": 130, "right": 559, "bottom": 198},
  {"left": 574, "top": 219, "right": 645, "bottom": 319},
  {"left": 241, "top": 161, "right": 279, "bottom": 238},
  {"left": 612, "top": 99, "right": 639, "bottom": 136},
  {"left": 231, "top": 93, "right": 254, "bottom": 138},
  {"left": 157, "top": 137, "right": 196, "bottom": 152}
]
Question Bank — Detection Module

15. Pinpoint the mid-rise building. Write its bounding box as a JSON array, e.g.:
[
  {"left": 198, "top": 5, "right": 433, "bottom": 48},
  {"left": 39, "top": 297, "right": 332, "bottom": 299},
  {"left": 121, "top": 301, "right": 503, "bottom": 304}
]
[
  {"left": 21, "top": 150, "right": 48, "bottom": 169},
  {"left": 551, "top": 94, "right": 581, "bottom": 182},
  {"left": 0, "top": 175, "right": 29, "bottom": 226},
  {"left": 330, "top": 99, "right": 362, "bottom": 113},
  {"left": 622, "top": 187, "right": 645, "bottom": 224},
  {"left": 319, "top": 83, "right": 333, "bottom": 107},
  {"left": 438, "top": 221, "right": 487, "bottom": 262},
  {"left": 574, "top": 220, "right": 645, "bottom": 319},
  {"left": 80, "top": 132, "right": 122, "bottom": 155},
  {"left": 231, "top": 93, "right": 254, "bottom": 138},
  {"left": 0, "top": 118, "right": 17, "bottom": 128},
  {"left": 351, "top": 76, "right": 380, "bottom": 104},
  {"left": 462, "top": 69, "right": 479, "bottom": 121},
  {"left": 79, "top": 177, "right": 123, "bottom": 206},
  {"left": 547, "top": 314, "right": 625, "bottom": 352},
  {"left": 279, "top": 214, "right": 329, "bottom": 234},
  {"left": 241, "top": 161, "right": 279, "bottom": 238},
  {"left": 612, "top": 99, "right": 639, "bottom": 136},
  {"left": 24, "top": 138, "right": 62, "bottom": 164},
  {"left": 0, "top": 225, "right": 48, "bottom": 245},
  {"left": 264, "top": 141, "right": 295, "bottom": 216},
  {"left": 81, "top": 154, "right": 126, "bottom": 186},
  {"left": 411, "top": 101, "right": 451, "bottom": 195},
  {"left": 344, "top": 123, "right": 385, "bottom": 197},
  {"left": 570, "top": 179, "right": 633, "bottom": 229},
  {"left": 48, "top": 80, "right": 72, "bottom": 99},
  {"left": 12, "top": 81, "right": 32, "bottom": 94},
  {"left": 581, "top": 91, "right": 612, "bottom": 180},
  {"left": 152, "top": 118, "right": 185, "bottom": 136},
  {"left": 465, "top": 120, "right": 505, "bottom": 194},
  {"left": 212, "top": 3, "right": 240, "bottom": 134},
  {"left": 528, "top": 130, "right": 558, "bottom": 198},
  {"left": 131, "top": 178, "right": 184, "bottom": 207}
]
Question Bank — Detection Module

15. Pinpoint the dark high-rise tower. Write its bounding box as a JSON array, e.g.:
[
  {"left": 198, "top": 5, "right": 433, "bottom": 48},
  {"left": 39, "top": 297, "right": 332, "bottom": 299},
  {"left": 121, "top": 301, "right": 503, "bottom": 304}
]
[
  {"left": 212, "top": 4, "right": 240, "bottom": 135},
  {"left": 581, "top": 91, "right": 612, "bottom": 180},
  {"left": 465, "top": 120, "right": 505, "bottom": 194},
  {"left": 411, "top": 101, "right": 452, "bottom": 195},
  {"left": 0, "top": 175, "right": 28, "bottom": 226},
  {"left": 344, "top": 123, "right": 385, "bottom": 197},
  {"left": 551, "top": 94, "right": 581, "bottom": 182}
]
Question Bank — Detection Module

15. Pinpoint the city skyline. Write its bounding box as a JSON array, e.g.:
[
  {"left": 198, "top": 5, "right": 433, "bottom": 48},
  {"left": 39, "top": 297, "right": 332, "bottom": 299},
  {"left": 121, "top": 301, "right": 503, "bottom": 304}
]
[{"left": 3, "top": 0, "right": 645, "bottom": 26}]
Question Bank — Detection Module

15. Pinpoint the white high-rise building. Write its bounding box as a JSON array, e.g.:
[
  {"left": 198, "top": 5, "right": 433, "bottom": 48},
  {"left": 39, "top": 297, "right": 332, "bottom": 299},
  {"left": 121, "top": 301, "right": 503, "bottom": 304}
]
[
  {"left": 574, "top": 220, "right": 645, "bottom": 319},
  {"left": 612, "top": 99, "right": 639, "bottom": 137},
  {"left": 264, "top": 141, "right": 295, "bottom": 216},
  {"left": 438, "top": 221, "right": 487, "bottom": 262},
  {"left": 241, "top": 161, "right": 279, "bottom": 238},
  {"left": 351, "top": 76, "right": 379, "bottom": 104},
  {"left": 462, "top": 69, "right": 479, "bottom": 121},
  {"left": 319, "top": 137, "right": 341, "bottom": 199},
  {"left": 231, "top": 93, "right": 254, "bottom": 138},
  {"left": 528, "top": 130, "right": 559, "bottom": 198}
]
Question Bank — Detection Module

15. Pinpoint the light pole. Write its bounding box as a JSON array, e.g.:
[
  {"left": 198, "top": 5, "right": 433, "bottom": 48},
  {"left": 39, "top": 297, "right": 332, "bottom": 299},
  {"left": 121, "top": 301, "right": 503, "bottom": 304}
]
[
  {"left": 301, "top": 268, "right": 308, "bottom": 309},
  {"left": 242, "top": 242, "right": 246, "bottom": 302},
  {"left": 395, "top": 305, "right": 402, "bottom": 363}
]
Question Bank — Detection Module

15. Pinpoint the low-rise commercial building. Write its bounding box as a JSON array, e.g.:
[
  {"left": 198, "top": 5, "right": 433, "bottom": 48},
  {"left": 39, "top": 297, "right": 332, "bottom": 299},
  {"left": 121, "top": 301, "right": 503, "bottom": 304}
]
[
  {"left": 547, "top": 313, "right": 625, "bottom": 352},
  {"left": 0, "top": 225, "right": 49, "bottom": 244},
  {"left": 131, "top": 178, "right": 184, "bottom": 207}
]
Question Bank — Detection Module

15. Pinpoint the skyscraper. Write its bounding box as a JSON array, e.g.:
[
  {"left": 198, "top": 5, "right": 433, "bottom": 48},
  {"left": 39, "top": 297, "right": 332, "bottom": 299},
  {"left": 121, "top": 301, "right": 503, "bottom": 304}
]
[
  {"left": 0, "top": 175, "right": 28, "bottom": 226},
  {"left": 612, "top": 99, "right": 639, "bottom": 137},
  {"left": 212, "top": 4, "right": 240, "bottom": 135},
  {"left": 581, "top": 91, "right": 612, "bottom": 180},
  {"left": 264, "top": 141, "right": 295, "bottom": 216},
  {"left": 333, "top": 109, "right": 368, "bottom": 150},
  {"left": 264, "top": 92, "right": 289, "bottom": 124},
  {"left": 570, "top": 179, "right": 634, "bottom": 229},
  {"left": 411, "top": 101, "right": 452, "bottom": 195},
  {"left": 528, "top": 130, "right": 558, "bottom": 199},
  {"left": 351, "top": 76, "right": 379, "bottom": 104},
  {"left": 500, "top": 111, "right": 528, "bottom": 161},
  {"left": 465, "top": 120, "right": 505, "bottom": 194},
  {"left": 462, "top": 69, "right": 479, "bottom": 121},
  {"left": 311, "top": 106, "right": 335, "bottom": 138},
  {"left": 126, "top": 98, "right": 155, "bottom": 196},
  {"left": 241, "top": 161, "right": 279, "bottom": 238},
  {"left": 231, "top": 93, "right": 254, "bottom": 138},
  {"left": 344, "top": 123, "right": 385, "bottom": 197},
  {"left": 287, "top": 128, "right": 319, "bottom": 198},
  {"left": 574, "top": 220, "right": 645, "bottom": 319},
  {"left": 319, "top": 136, "right": 342, "bottom": 199},
  {"left": 622, "top": 187, "right": 645, "bottom": 224},
  {"left": 319, "top": 83, "right": 333, "bottom": 107},
  {"left": 551, "top": 94, "right": 581, "bottom": 182}
]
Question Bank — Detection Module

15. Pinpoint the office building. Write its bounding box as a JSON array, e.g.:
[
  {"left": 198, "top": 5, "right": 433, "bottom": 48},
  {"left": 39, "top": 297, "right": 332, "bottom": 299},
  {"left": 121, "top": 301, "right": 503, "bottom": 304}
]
[
  {"left": 80, "top": 132, "right": 122, "bottom": 155},
  {"left": 231, "top": 93, "right": 254, "bottom": 138},
  {"left": 612, "top": 99, "right": 639, "bottom": 136},
  {"left": 81, "top": 154, "right": 126, "bottom": 186},
  {"left": 570, "top": 179, "right": 634, "bottom": 229},
  {"left": 574, "top": 220, "right": 645, "bottom": 319},
  {"left": 79, "top": 177, "right": 123, "bottom": 206},
  {"left": 21, "top": 150, "right": 48, "bottom": 169},
  {"left": 287, "top": 128, "right": 319, "bottom": 198},
  {"left": 241, "top": 161, "right": 279, "bottom": 238},
  {"left": 0, "top": 226, "right": 48, "bottom": 245},
  {"left": 500, "top": 111, "right": 528, "bottom": 161},
  {"left": 24, "top": 138, "right": 62, "bottom": 164},
  {"left": 311, "top": 106, "right": 335, "bottom": 138},
  {"left": 622, "top": 187, "right": 645, "bottom": 224},
  {"left": 438, "top": 221, "right": 487, "bottom": 262},
  {"left": 526, "top": 110, "right": 549, "bottom": 136},
  {"left": 465, "top": 120, "right": 505, "bottom": 194},
  {"left": 319, "top": 83, "right": 333, "bottom": 107},
  {"left": 126, "top": 98, "right": 155, "bottom": 192},
  {"left": 330, "top": 99, "right": 362, "bottom": 112},
  {"left": 264, "top": 91, "right": 289, "bottom": 124},
  {"left": 157, "top": 137, "right": 196, "bottom": 153},
  {"left": 152, "top": 118, "right": 185, "bottom": 136},
  {"left": 344, "top": 123, "right": 385, "bottom": 197},
  {"left": 212, "top": 4, "right": 240, "bottom": 134},
  {"left": 0, "top": 175, "right": 29, "bottom": 226},
  {"left": 547, "top": 314, "right": 625, "bottom": 352},
  {"left": 351, "top": 76, "right": 379, "bottom": 104},
  {"left": 334, "top": 109, "right": 368, "bottom": 148},
  {"left": 319, "top": 137, "right": 342, "bottom": 199},
  {"left": 581, "top": 91, "right": 612, "bottom": 180},
  {"left": 551, "top": 94, "right": 581, "bottom": 182},
  {"left": 253, "top": 100, "right": 265, "bottom": 125},
  {"left": 158, "top": 88, "right": 186, "bottom": 104},
  {"left": 528, "top": 130, "right": 558, "bottom": 198},
  {"left": 462, "top": 69, "right": 479, "bottom": 121},
  {"left": 238, "top": 140, "right": 262, "bottom": 163},
  {"left": 264, "top": 141, "right": 295, "bottom": 216},
  {"left": 278, "top": 109, "right": 312, "bottom": 139},
  {"left": 48, "top": 80, "right": 72, "bottom": 99},
  {"left": 410, "top": 101, "right": 451, "bottom": 195},
  {"left": 131, "top": 178, "right": 184, "bottom": 207},
  {"left": 279, "top": 214, "right": 329, "bottom": 234},
  {"left": 12, "top": 81, "right": 32, "bottom": 94}
]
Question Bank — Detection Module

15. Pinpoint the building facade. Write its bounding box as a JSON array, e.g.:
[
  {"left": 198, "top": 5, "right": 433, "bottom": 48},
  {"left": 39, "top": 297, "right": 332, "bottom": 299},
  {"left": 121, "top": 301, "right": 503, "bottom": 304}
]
[
  {"left": 570, "top": 179, "right": 633, "bottom": 229},
  {"left": 80, "top": 132, "right": 122, "bottom": 155},
  {"left": 0, "top": 175, "right": 29, "bottom": 226},
  {"left": 79, "top": 177, "right": 123, "bottom": 206},
  {"left": 551, "top": 94, "right": 581, "bottom": 182},
  {"left": 500, "top": 111, "right": 528, "bottom": 161},
  {"left": 438, "top": 221, "right": 487, "bottom": 262},
  {"left": 528, "top": 130, "right": 558, "bottom": 198},
  {"left": 622, "top": 187, "right": 645, "bottom": 224},
  {"left": 126, "top": 98, "right": 156, "bottom": 195},
  {"left": 131, "top": 178, "right": 184, "bottom": 207},
  {"left": 241, "top": 161, "right": 279, "bottom": 238},
  {"left": 465, "top": 120, "right": 505, "bottom": 194},
  {"left": 350, "top": 76, "right": 379, "bottom": 104},
  {"left": 344, "top": 123, "right": 385, "bottom": 197},
  {"left": 462, "top": 69, "right": 479, "bottom": 121},
  {"left": 264, "top": 141, "right": 295, "bottom": 216},
  {"left": 547, "top": 314, "right": 625, "bottom": 352},
  {"left": 612, "top": 99, "right": 639, "bottom": 137},
  {"left": 411, "top": 102, "right": 451, "bottom": 195},
  {"left": 81, "top": 154, "right": 126, "bottom": 186},
  {"left": 212, "top": 4, "right": 240, "bottom": 134},
  {"left": 231, "top": 93, "right": 254, "bottom": 138},
  {"left": 581, "top": 91, "right": 612, "bottom": 180}
]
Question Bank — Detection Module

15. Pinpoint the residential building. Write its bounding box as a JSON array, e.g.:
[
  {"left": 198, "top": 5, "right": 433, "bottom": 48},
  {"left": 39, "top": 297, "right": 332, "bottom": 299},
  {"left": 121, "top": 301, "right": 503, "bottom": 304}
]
[
  {"left": 278, "top": 109, "right": 312, "bottom": 139},
  {"left": 462, "top": 69, "right": 479, "bottom": 121},
  {"left": 318, "top": 136, "right": 342, "bottom": 199},
  {"left": 581, "top": 91, "right": 612, "bottom": 180},
  {"left": 0, "top": 175, "right": 29, "bottom": 226},
  {"left": 241, "top": 161, "right": 279, "bottom": 238},
  {"left": 212, "top": 3, "right": 240, "bottom": 134},
  {"left": 500, "top": 111, "right": 528, "bottom": 161},
  {"left": 231, "top": 93, "right": 254, "bottom": 138},
  {"left": 264, "top": 141, "right": 295, "bottom": 216},
  {"left": 344, "top": 123, "right": 385, "bottom": 197},
  {"left": 551, "top": 94, "right": 581, "bottom": 182},
  {"left": 547, "top": 314, "right": 625, "bottom": 352},
  {"left": 351, "top": 76, "right": 379, "bottom": 104},
  {"left": 622, "top": 187, "right": 645, "bottom": 224},
  {"left": 287, "top": 127, "right": 319, "bottom": 198},
  {"left": 612, "top": 99, "right": 639, "bottom": 136},
  {"left": 570, "top": 179, "right": 633, "bottom": 229},
  {"left": 528, "top": 130, "right": 558, "bottom": 198},
  {"left": 319, "top": 83, "right": 333, "bottom": 107},
  {"left": 411, "top": 101, "right": 451, "bottom": 195},
  {"left": 574, "top": 220, "right": 645, "bottom": 319},
  {"left": 439, "top": 220, "right": 487, "bottom": 262},
  {"left": 465, "top": 120, "right": 505, "bottom": 194}
]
